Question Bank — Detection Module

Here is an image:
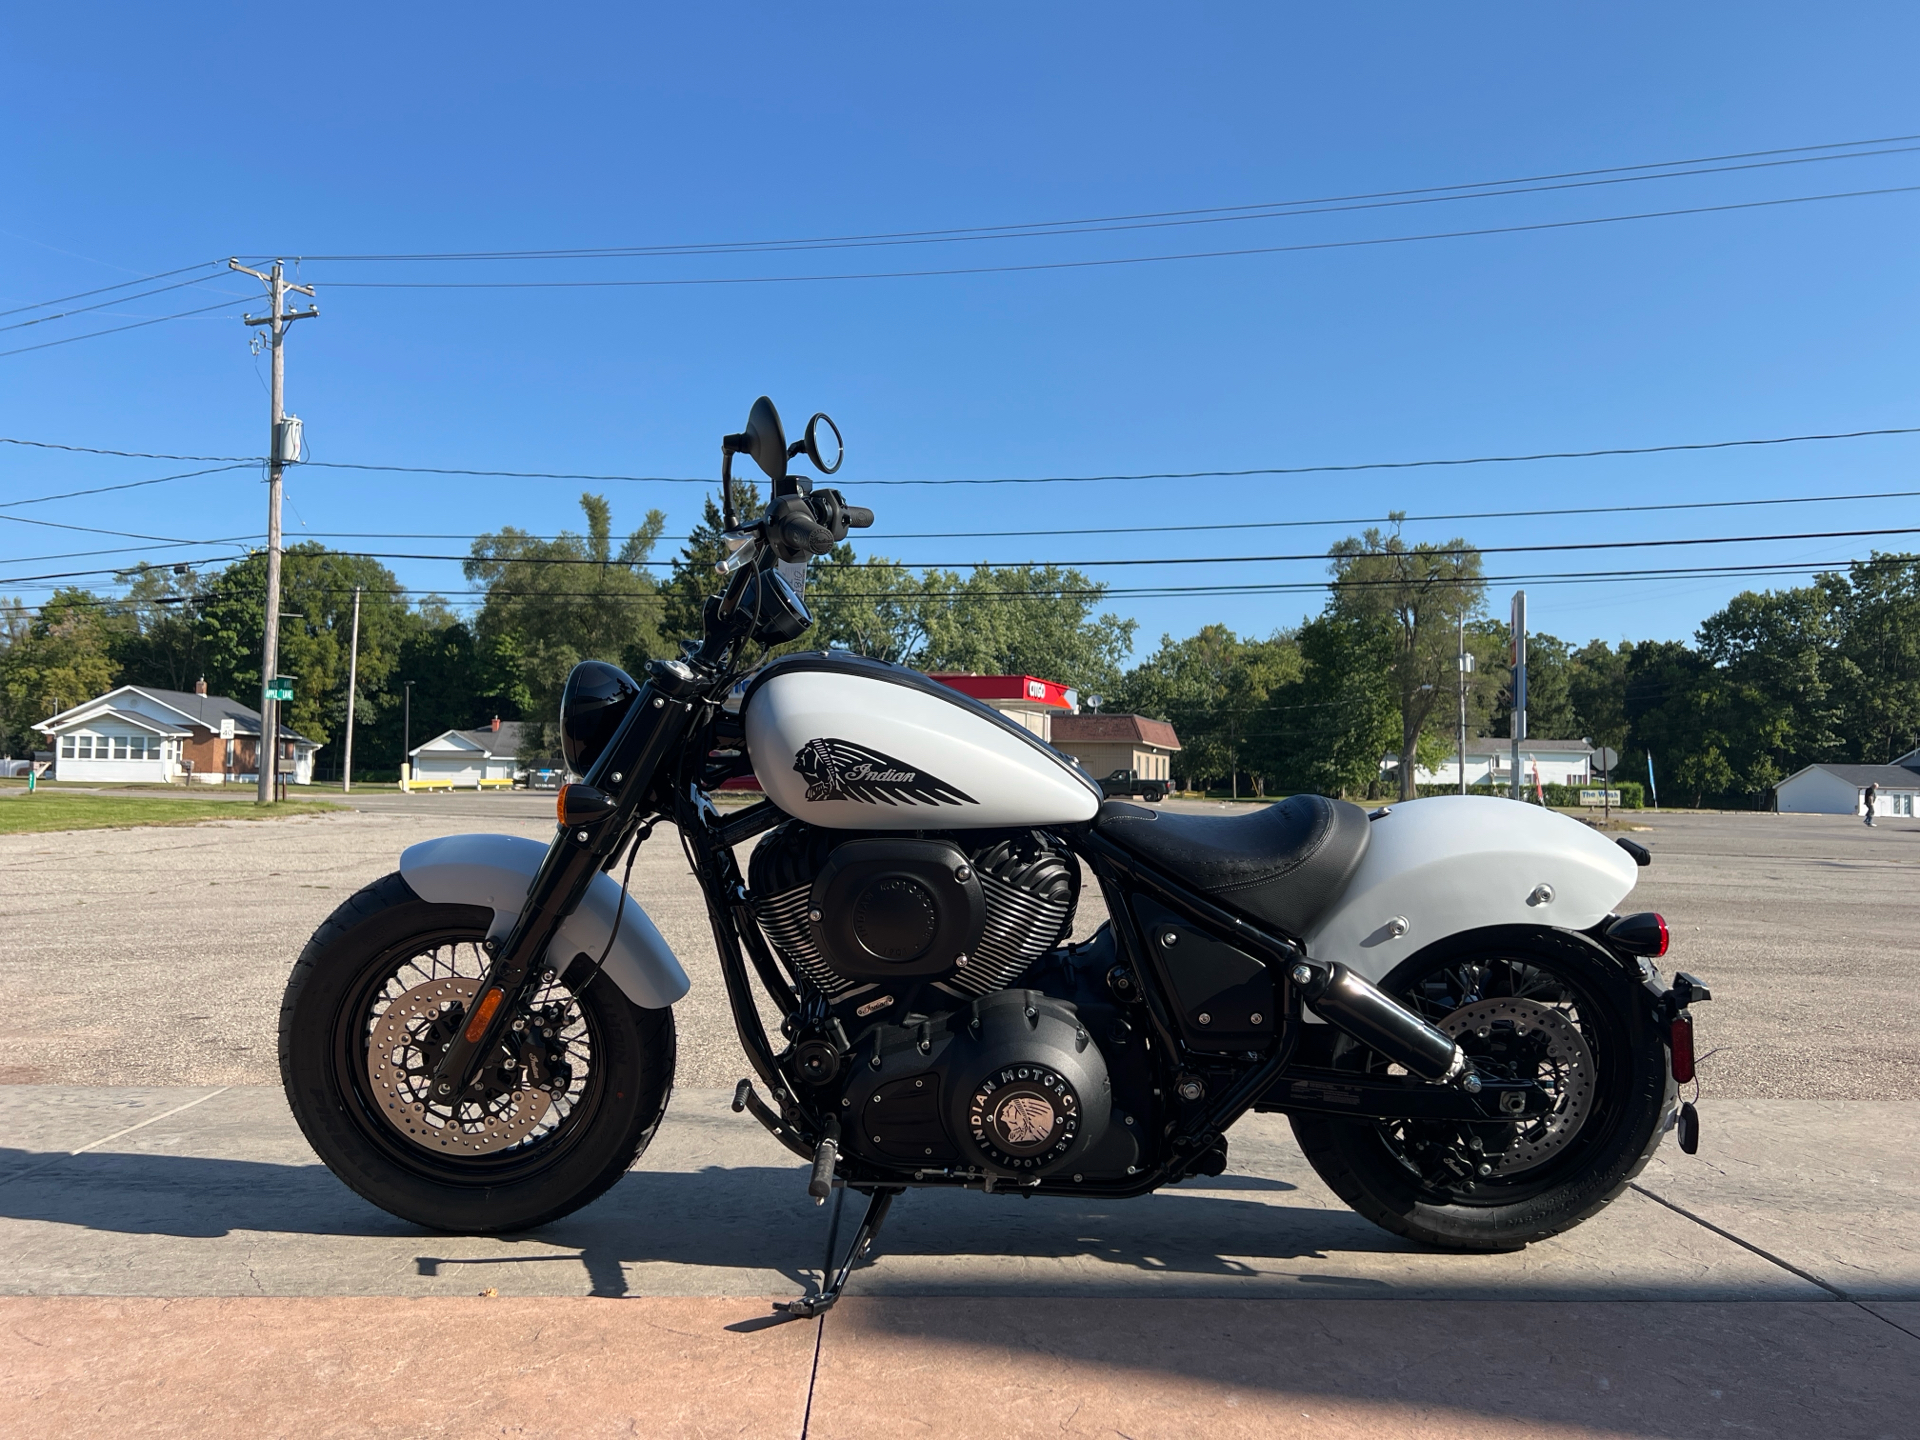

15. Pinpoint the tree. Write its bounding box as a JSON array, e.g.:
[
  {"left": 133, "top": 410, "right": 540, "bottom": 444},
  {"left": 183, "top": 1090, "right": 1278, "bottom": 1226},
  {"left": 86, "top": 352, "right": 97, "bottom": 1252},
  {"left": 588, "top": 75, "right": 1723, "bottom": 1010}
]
[
  {"left": 466, "top": 493, "right": 668, "bottom": 730},
  {"left": 661, "top": 478, "right": 762, "bottom": 651},
  {"left": 109, "top": 563, "right": 206, "bottom": 692},
  {"left": 1259, "top": 611, "right": 1399, "bottom": 799},
  {"left": 1119, "top": 626, "right": 1299, "bottom": 793},
  {"left": 0, "top": 588, "right": 123, "bottom": 756},
  {"left": 917, "top": 563, "right": 1137, "bottom": 697},
  {"left": 1566, "top": 639, "right": 1631, "bottom": 752},
  {"left": 1821, "top": 555, "right": 1920, "bottom": 763},
  {"left": 801, "top": 544, "right": 934, "bottom": 664},
  {"left": 1327, "top": 520, "right": 1485, "bottom": 800},
  {"left": 196, "top": 544, "right": 417, "bottom": 765},
  {"left": 1697, "top": 585, "right": 1840, "bottom": 801}
]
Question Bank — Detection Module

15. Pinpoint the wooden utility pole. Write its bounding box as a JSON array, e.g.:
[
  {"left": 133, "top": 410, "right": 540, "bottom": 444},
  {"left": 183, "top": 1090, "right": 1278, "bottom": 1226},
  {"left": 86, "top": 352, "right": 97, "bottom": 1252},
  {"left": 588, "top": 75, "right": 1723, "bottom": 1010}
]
[
  {"left": 1509, "top": 590, "right": 1528, "bottom": 802},
  {"left": 230, "top": 259, "right": 318, "bottom": 803},
  {"left": 1457, "top": 615, "right": 1473, "bottom": 795},
  {"left": 342, "top": 586, "right": 361, "bottom": 792}
]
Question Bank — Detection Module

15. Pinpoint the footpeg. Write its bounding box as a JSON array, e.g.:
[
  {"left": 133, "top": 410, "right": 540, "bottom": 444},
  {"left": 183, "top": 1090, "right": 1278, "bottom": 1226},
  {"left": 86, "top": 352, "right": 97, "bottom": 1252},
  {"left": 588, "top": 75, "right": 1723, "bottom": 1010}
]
[{"left": 808, "top": 1119, "right": 841, "bottom": 1204}]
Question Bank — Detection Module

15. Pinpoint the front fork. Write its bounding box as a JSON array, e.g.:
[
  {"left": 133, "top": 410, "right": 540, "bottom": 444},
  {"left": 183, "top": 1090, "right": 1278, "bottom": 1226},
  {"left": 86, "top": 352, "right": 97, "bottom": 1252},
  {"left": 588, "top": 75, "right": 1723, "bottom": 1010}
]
[{"left": 426, "top": 686, "right": 694, "bottom": 1100}]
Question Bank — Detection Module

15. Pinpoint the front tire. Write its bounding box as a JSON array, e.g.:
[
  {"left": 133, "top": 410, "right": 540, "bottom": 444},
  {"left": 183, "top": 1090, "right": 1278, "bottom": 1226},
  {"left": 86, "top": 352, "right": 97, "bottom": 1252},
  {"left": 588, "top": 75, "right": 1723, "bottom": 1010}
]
[
  {"left": 279, "top": 872, "right": 675, "bottom": 1233},
  {"left": 1291, "top": 926, "right": 1672, "bottom": 1250}
]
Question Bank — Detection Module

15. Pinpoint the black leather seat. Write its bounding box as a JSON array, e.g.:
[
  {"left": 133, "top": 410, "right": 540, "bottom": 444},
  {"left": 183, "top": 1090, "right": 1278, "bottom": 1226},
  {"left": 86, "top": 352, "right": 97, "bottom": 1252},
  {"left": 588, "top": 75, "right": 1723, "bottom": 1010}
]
[{"left": 1094, "top": 794, "right": 1372, "bottom": 938}]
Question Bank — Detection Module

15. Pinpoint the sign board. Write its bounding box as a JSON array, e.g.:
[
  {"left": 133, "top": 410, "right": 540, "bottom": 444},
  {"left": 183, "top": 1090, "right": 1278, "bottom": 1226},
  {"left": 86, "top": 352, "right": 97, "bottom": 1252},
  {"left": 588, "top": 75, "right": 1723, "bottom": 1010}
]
[
  {"left": 1580, "top": 789, "right": 1623, "bottom": 806},
  {"left": 266, "top": 675, "right": 294, "bottom": 702},
  {"left": 1593, "top": 746, "right": 1619, "bottom": 771},
  {"left": 219, "top": 718, "right": 235, "bottom": 741}
]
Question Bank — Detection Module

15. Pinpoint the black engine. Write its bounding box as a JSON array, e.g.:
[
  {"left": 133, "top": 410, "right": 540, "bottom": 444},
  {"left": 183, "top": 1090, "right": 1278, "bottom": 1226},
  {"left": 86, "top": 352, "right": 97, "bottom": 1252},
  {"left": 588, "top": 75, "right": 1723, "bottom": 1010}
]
[{"left": 747, "top": 821, "right": 1157, "bottom": 1182}]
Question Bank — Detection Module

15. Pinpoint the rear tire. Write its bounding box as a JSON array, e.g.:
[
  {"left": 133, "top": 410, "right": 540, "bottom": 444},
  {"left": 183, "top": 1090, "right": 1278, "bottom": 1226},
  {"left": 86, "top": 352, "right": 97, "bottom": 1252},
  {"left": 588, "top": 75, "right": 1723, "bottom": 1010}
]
[
  {"left": 1291, "top": 926, "right": 1672, "bottom": 1250},
  {"left": 279, "top": 872, "right": 675, "bottom": 1233}
]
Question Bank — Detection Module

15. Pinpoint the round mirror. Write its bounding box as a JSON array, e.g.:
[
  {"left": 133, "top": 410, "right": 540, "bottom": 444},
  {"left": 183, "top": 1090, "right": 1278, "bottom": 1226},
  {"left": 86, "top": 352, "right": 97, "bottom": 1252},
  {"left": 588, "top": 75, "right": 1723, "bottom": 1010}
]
[{"left": 804, "top": 413, "right": 843, "bottom": 474}]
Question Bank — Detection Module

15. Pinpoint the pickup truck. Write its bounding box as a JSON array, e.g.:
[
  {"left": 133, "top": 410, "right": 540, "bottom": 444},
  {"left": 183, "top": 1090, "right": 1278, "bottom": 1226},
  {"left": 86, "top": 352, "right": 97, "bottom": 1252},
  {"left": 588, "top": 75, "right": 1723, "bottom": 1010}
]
[{"left": 1099, "top": 769, "right": 1170, "bottom": 802}]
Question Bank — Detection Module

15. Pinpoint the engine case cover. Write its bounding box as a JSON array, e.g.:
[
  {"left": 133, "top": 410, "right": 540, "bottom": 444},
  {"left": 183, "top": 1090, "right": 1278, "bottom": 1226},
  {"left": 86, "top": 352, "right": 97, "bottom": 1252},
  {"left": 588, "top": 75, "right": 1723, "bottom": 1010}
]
[
  {"left": 809, "top": 839, "right": 985, "bottom": 981},
  {"left": 839, "top": 990, "right": 1111, "bottom": 1179}
]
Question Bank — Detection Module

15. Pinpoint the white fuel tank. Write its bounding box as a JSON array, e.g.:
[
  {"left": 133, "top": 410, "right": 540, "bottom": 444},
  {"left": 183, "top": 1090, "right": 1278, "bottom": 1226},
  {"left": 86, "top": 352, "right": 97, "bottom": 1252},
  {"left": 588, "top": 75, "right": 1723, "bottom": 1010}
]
[{"left": 742, "top": 654, "right": 1101, "bottom": 830}]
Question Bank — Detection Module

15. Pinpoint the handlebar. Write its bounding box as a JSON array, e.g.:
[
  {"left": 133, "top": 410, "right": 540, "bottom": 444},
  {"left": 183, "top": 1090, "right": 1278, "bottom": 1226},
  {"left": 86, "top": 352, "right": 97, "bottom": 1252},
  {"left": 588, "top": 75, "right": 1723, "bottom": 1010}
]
[
  {"left": 845, "top": 506, "right": 874, "bottom": 529},
  {"left": 774, "top": 512, "right": 837, "bottom": 557}
]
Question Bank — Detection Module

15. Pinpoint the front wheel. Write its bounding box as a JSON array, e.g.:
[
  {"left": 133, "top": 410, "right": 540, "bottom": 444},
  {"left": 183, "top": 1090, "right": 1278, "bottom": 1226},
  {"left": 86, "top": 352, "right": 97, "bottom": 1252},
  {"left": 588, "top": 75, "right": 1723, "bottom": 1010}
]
[
  {"left": 1291, "top": 926, "right": 1673, "bottom": 1250},
  {"left": 279, "top": 872, "right": 675, "bottom": 1233}
]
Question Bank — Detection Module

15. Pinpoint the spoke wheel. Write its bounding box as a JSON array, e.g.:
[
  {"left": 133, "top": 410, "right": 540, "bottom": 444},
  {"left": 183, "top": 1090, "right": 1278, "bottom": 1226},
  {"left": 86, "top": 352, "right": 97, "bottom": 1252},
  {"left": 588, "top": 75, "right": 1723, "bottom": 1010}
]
[
  {"left": 281, "top": 873, "right": 674, "bottom": 1233},
  {"left": 1291, "top": 926, "right": 1672, "bottom": 1250}
]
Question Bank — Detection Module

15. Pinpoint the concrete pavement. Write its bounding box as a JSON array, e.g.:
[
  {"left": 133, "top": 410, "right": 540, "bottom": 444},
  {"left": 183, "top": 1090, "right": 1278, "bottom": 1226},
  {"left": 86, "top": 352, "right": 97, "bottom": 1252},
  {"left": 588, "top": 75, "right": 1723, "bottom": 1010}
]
[{"left": 1, "top": 1085, "right": 1916, "bottom": 1436}]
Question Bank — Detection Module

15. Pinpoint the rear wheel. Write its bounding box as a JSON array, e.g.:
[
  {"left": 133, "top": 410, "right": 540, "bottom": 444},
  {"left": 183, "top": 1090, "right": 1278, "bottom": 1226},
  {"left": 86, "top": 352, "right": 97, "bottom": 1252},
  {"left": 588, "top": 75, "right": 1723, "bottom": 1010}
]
[
  {"left": 1291, "top": 926, "right": 1671, "bottom": 1250},
  {"left": 280, "top": 872, "right": 675, "bottom": 1233}
]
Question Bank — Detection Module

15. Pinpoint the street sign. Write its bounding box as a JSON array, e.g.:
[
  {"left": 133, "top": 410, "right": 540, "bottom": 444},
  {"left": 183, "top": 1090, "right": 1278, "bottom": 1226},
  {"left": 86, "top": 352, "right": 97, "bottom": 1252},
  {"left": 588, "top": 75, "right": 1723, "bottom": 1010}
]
[
  {"left": 266, "top": 676, "right": 294, "bottom": 702},
  {"left": 219, "top": 718, "right": 235, "bottom": 741},
  {"left": 1580, "top": 789, "right": 1624, "bottom": 806},
  {"left": 1594, "top": 746, "right": 1620, "bottom": 771}
]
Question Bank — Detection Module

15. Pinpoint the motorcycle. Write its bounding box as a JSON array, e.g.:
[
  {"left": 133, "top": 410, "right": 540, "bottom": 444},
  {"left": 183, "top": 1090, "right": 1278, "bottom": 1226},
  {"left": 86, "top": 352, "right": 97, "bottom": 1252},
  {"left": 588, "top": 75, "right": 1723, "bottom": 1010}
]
[{"left": 280, "top": 396, "right": 1710, "bottom": 1316}]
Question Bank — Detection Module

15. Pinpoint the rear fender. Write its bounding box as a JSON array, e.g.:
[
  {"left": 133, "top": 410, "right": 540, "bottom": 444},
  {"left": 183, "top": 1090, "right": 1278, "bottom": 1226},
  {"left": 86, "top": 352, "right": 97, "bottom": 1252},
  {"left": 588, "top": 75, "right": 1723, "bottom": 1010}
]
[
  {"left": 399, "top": 833, "right": 691, "bottom": 1009},
  {"left": 1301, "top": 795, "right": 1639, "bottom": 988}
]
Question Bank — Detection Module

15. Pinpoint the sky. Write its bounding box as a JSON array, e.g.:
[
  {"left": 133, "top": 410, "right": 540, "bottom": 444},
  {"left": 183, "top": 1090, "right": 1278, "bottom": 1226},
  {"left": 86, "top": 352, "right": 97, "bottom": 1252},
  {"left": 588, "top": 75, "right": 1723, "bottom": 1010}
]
[{"left": 3, "top": 4, "right": 1917, "bottom": 663}]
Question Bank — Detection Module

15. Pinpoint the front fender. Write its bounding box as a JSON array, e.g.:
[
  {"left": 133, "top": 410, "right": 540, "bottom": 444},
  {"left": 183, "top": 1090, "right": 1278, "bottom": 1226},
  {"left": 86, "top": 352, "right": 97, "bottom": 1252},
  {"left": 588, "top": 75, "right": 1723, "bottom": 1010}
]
[
  {"left": 399, "top": 833, "right": 691, "bottom": 1009},
  {"left": 1302, "top": 796, "right": 1639, "bottom": 985}
]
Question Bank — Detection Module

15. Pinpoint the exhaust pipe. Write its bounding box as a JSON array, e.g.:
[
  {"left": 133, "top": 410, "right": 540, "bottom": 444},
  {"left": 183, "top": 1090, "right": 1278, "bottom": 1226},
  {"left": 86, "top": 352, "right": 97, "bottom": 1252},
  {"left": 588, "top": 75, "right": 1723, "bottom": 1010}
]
[{"left": 1290, "top": 961, "right": 1471, "bottom": 1086}]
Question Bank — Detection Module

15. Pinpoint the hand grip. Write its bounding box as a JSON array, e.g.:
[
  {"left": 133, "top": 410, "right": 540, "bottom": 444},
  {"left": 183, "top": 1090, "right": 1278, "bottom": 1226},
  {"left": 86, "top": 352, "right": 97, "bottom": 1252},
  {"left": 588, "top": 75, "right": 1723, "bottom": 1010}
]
[
  {"left": 776, "top": 514, "right": 836, "bottom": 556},
  {"left": 845, "top": 506, "right": 874, "bottom": 529}
]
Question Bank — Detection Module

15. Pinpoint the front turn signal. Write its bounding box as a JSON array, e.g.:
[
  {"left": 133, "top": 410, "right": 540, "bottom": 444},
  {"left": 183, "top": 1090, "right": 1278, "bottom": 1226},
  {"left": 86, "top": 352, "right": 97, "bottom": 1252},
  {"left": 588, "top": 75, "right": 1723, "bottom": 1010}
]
[{"left": 557, "top": 783, "right": 617, "bottom": 827}]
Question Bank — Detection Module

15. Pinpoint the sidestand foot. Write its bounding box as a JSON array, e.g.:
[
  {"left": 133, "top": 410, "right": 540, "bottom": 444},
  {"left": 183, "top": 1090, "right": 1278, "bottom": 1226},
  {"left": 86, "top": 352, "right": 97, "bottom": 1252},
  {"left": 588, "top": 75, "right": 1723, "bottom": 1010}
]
[{"left": 773, "top": 1187, "right": 899, "bottom": 1317}]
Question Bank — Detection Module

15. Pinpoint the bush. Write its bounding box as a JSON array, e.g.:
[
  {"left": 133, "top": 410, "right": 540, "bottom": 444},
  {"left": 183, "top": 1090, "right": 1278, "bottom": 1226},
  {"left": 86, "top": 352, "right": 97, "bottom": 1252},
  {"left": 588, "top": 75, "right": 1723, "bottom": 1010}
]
[{"left": 1413, "top": 780, "right": 1643, "bottom": 809}]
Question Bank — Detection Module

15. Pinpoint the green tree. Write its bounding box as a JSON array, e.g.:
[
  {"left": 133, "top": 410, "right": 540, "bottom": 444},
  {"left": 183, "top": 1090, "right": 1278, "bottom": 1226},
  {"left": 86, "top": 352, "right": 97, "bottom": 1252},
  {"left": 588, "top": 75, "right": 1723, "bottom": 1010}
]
[
  {"left": 661, "top": 478, "right": 762, "bottom": 651},
  {"left": 801, "top": 545, "right": 933, "bottom": 663},
  {"left": 1821, "top": 554, "right": 1920, "bottom": 762},
  {"left": 1697, "top": 585, "right": 1841, "bottom": 800},
  {"left": 466, "top": 494, "right": 668, "bottom": 730},
  {"left": 109, "top": 563, "right": 207, "bottom": 692},
  {"left": 1260, "top": 611, "right": 1399, "bottom": 799},
  {"left": 917, "top": 563, "right": 1137, "bottom": 697},
  {"left": 196, "top": 545, "right": 417, "bottom": 766},
  {"left": 1327, "top": 520, "right": 1486, "bottom": 800},
  {"left": 1120, "top": 626, "right": 1299, "bottom": 793},
  {"left": 0, "top": 588, "right": 123, "bottom": 755},
  {"left": 1567, "top": 639, "right": 1631, "bottom": 752}
]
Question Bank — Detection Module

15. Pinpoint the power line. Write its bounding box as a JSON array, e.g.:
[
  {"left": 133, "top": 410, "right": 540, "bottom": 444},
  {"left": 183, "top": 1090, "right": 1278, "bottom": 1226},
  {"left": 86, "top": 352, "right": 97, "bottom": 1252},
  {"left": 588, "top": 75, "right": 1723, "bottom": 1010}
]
[
  {"left": 0, "top": 274, "right": 253, "bottom": 335},
  {"left": 293, "top": 133, "right": 1920, "bottom": 264},
  {"left": 0, "top": 297, "right": 251, "bottom": 360},
  {"left": 0, "top": 260, "right": 226, "bottom": 321},
  {"left": 9, "top": 421, "right": 1920, "bottom": 490},
  {"left": 313, "top": 183, "right": 1920, "bottom": 291},
  {"left": 0, "top": 463, "right": 257, "bottom": 510}
]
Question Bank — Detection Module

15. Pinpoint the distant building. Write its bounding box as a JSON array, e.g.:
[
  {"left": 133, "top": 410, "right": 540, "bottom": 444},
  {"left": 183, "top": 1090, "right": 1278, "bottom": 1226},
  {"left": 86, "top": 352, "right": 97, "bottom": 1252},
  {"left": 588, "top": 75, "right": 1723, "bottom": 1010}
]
[
  {"left": 1410, "top": 738, "right": 1595, "bottom": 789},
  {"left": 930, "top": 673, "right": 1078, "bottom": 741},
  {"left": 408, "top": 718, "right": 531, "bottom": 788},
  {"left": 1777, "top": 754, "right": 1920, "bottom": 817},
  {"left": 34, "top": 680, "right": 316, "bottom": 785},
  {"left": 1049, "top": 712, "right": 1182, "bottom": 785}
]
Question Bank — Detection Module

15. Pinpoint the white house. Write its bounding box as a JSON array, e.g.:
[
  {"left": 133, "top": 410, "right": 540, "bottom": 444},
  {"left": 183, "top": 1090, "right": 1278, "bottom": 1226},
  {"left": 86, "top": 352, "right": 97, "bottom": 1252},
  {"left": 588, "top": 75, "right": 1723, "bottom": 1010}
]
[
  {"left": 1410, "top": 737, "right": 1596, "bottom": 789},
  {"left": 34, "top": 681, "right": 317, "bottom": 785},
  {"left": 408, "top": 719, "right": 530, "bottom": 788},
  {"left": 1776, "top": 760, "right": 1920, "bottom": 817}
]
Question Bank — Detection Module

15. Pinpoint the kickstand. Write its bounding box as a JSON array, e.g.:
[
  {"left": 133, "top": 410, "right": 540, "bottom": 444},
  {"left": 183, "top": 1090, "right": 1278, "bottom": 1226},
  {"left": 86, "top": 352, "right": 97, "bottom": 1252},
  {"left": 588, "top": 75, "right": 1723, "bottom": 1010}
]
[{"left": 773, "top": 1186, "right": 900, "bottom": 1318}]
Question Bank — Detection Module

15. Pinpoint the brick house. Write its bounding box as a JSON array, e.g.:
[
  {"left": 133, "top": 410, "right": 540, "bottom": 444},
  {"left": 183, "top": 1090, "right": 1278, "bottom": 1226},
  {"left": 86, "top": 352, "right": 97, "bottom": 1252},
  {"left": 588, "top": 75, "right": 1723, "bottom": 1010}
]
[
  {"left": 1048, "top": 712, "right": 1183, "bottom": 784},
  {"left": 35, "top": 680, "right": 317, "bottom": 785}
]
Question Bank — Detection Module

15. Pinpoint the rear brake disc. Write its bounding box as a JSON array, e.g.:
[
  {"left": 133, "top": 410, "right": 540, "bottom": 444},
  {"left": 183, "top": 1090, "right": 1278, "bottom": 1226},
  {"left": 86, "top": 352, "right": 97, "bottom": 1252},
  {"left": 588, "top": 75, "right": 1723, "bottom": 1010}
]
[{"left": 1439, "top": 996, "right": 1595, "bottom": 1174}]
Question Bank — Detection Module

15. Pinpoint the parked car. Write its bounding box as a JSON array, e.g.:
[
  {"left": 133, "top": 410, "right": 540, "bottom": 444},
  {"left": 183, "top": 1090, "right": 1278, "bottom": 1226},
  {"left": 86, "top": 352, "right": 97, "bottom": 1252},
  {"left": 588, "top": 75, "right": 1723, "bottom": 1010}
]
[{"left": 1100, "top": 768, "right": 1169, "bottom": 802}]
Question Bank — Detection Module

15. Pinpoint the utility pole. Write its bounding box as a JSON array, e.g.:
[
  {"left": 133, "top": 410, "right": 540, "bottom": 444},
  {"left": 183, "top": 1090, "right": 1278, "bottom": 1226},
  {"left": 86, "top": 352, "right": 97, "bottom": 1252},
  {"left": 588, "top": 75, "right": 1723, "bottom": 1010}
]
[
  {"left": 1457, "top": 615, "right": 1473, "bottom": 795},
  {"left": 342, "top": 586, "right": 361, "bottom": 792},
  {"left": 1509, "top": 590, "right": 1528, "bottom": 802},
  {"left": 402, "top": 680, "right": 414, "bottom": 792},
  {"left": 231, "top": 259, "right": 318, "bottom": 804}
]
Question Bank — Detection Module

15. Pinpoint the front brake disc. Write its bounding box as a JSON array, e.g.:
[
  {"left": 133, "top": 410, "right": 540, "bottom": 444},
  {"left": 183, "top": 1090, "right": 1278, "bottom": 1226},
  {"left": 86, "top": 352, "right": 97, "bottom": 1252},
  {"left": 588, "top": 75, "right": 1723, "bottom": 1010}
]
[
  {"left": 1439, "top": 996, "right": 1595, "bottom": 1174},
  {"left": 366, "top": 976, "right": 551, "bottom": 1154}
]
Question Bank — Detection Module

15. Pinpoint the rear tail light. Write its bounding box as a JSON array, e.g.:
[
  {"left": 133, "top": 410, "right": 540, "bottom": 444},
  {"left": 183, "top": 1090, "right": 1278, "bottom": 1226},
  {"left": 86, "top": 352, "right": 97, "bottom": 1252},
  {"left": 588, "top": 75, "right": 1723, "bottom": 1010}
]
[
  {"left": 1605, "top": 911, "right": 1669, "bottom": 958},
  {"left": 1669, "top": 1016, "right": 1696, "bottom": 1084}
]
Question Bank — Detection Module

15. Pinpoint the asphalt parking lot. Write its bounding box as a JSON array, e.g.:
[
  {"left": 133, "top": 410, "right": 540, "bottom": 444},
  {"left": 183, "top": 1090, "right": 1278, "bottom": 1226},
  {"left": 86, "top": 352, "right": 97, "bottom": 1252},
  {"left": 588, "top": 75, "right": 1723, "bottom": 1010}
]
[
  {"left": 1, "top": 793, "right": 1914, "bottom": 1097},
  {"left": 2, "top": 795, "right": 1917, "bottom": 1436}
]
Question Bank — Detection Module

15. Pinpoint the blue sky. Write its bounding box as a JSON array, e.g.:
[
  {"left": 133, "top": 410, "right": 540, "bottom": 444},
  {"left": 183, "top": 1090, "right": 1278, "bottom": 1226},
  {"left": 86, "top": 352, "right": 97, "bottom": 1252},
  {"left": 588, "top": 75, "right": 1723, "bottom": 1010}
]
[{"left": 3, "top": 4, "right": 1917, "bottom": 660}]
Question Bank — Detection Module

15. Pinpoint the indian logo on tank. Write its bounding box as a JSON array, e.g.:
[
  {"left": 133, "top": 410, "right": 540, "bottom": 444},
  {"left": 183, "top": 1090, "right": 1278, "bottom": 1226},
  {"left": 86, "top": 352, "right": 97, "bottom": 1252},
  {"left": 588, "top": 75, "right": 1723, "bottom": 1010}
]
[{"left": 793, "top": 738, "right": 977, "bottom": 807}]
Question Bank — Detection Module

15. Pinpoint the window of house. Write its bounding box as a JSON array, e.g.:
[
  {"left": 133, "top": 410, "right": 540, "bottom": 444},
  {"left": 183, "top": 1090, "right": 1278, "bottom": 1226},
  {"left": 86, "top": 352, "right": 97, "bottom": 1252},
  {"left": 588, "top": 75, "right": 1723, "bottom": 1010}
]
[
  {"left": 61, "top": 737, "right": 75, "bottom": 758},
  {"left": 130, "top": 736, "right": 147, "bottom": 760},
  {"left": 112, "top": 736, "right": 128, "bottom": 759},
  {"left": 76, "top": 736, "right": 93, "bottom": 759}
]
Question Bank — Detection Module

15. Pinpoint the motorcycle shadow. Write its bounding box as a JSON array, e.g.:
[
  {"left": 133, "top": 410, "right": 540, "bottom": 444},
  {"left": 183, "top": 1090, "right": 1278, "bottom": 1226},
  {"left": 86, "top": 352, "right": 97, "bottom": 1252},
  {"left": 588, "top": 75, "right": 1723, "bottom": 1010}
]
[{"left": 0, "top": 1147, "right": 1400, "bottom": 1298}]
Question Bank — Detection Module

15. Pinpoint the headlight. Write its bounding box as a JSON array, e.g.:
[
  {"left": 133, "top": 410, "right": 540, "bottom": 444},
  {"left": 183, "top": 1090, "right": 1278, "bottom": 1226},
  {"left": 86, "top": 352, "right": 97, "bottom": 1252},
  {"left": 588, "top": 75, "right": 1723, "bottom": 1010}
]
[{"left": 560, "top": 661, "right": 641, "bottom": 775}]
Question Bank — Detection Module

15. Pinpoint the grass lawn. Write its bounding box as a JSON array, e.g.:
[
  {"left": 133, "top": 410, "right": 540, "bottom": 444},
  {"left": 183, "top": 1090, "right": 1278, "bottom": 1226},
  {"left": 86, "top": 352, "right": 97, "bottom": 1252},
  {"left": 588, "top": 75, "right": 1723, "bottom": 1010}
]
[{"left": 0, "top": 793, "right": 342, "bottom": 835}]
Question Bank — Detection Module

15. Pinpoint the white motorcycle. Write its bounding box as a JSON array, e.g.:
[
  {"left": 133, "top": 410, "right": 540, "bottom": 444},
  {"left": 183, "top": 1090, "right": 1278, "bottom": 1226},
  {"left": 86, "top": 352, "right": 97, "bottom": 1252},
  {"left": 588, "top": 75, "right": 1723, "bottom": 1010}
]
[{"left": 280, "top": 397, "right": 1709, "bottom": 1315}]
